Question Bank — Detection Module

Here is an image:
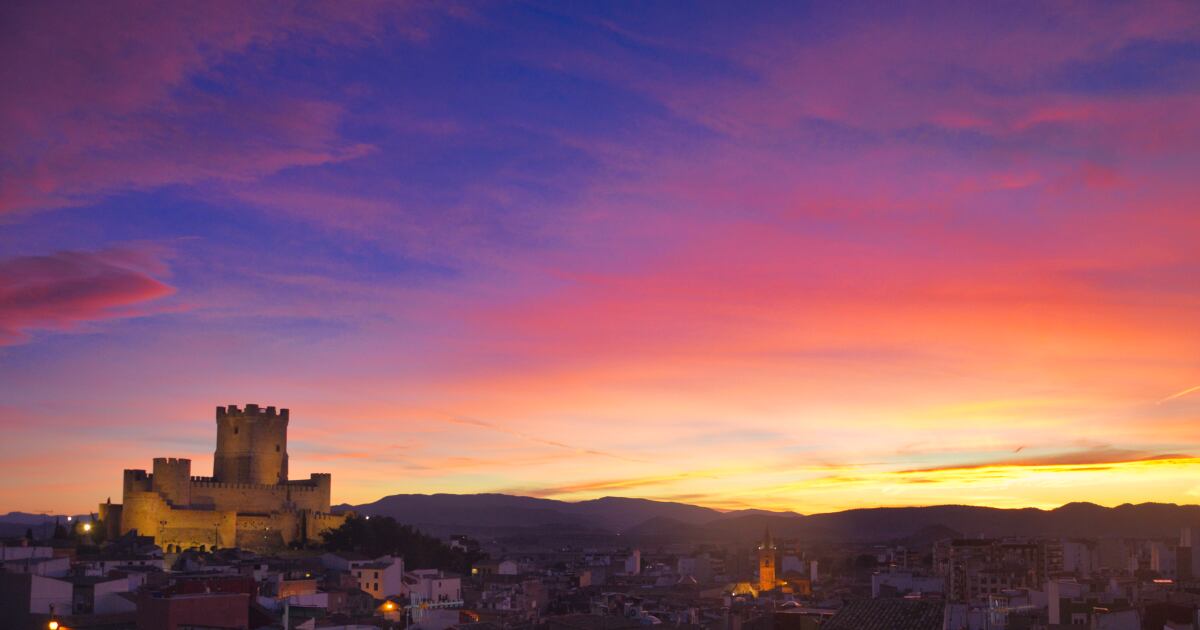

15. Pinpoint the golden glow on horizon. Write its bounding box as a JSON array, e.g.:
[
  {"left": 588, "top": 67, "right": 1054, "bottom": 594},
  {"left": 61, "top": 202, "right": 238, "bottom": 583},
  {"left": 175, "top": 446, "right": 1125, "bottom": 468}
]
[{"left": 3, "top": 2, "right": 1200, "bottom": 517}]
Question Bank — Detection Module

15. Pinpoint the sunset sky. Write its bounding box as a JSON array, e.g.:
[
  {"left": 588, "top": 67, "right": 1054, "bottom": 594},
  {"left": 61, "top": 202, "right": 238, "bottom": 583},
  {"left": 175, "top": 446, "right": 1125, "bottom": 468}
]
[{"left": 3, "top": 1, "right": 1200, "bottom": 516}]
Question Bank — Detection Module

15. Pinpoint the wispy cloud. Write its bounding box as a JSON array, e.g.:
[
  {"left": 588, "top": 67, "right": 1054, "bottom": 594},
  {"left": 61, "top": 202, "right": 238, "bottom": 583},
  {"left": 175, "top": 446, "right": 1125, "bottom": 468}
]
[
  {"left": 1159, "top": 385, "right": 1200, "bottom": 404},
  {"left": 429, "top": 410, "right": 647, "bottom": 464},
  {"left": 0, "top": 245, "right": 176, "bottom": 345}
]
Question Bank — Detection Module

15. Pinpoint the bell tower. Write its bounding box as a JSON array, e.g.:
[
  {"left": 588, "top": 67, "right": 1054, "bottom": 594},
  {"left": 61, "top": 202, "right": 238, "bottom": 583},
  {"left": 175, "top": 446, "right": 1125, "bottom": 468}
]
[
  {"left": 757, "top": 527, "right": 776, "bottom": 592},
  {"left": 213, "top": 404, "right": 289, "bottom": 485}
]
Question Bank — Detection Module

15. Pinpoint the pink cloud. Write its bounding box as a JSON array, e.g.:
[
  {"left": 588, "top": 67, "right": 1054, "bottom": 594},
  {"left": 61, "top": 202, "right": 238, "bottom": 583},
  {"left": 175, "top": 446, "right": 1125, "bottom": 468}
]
[
  {"left": 0, "top": 245, "right": 176, "bottom": 345},
  {"left": 0, "top": 1, "right": 442, "bottom": 214}
]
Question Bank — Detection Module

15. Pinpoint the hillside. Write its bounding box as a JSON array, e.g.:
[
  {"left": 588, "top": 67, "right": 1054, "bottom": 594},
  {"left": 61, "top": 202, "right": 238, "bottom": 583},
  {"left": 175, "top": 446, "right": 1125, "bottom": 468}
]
[{"left": 346, "top": 495, "right": 1200, "bottom": 543}]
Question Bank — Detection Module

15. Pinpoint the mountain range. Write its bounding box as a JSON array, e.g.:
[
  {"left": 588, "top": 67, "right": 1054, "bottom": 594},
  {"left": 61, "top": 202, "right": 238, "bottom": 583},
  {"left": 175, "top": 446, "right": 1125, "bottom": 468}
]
[
  {"left": 11, "top": 497, "right": 1200, "bottom": 545},
  {"left": 340, "top": 494, "right": 1200, "bottom": 544}
]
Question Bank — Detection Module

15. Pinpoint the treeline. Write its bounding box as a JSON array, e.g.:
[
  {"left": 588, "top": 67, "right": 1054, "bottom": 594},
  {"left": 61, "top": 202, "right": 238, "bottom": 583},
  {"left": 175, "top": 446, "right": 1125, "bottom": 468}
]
[{"left": 321, "top": 515, "right": 486, "bottom": 574}]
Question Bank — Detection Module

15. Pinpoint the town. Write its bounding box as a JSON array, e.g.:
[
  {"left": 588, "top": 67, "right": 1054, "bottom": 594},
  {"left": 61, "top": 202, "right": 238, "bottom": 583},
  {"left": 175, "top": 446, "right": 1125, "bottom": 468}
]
[
  {"left": 2, "top": 404, "right": 1199, "bottom": 629},
  {"left": 5, "top": 1, "right": 1200, "bottom": 629}
]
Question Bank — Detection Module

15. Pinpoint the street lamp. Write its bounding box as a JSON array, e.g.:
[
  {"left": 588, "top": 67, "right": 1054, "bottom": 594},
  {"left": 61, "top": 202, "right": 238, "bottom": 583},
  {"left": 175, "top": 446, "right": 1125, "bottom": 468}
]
[{"left": 82, "top": 523, "right": 92, "bottom": 533}]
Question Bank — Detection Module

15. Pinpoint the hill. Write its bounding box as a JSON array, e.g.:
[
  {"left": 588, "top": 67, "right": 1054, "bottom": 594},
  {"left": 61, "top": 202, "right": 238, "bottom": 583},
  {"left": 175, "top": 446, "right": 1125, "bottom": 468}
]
[{"left": 348, "top": 495, "right": 1200, "bottom": 543}]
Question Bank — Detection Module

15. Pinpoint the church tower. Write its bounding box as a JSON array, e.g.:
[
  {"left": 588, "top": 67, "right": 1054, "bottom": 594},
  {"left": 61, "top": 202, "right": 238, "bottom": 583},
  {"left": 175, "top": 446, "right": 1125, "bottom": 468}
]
[
  {"left": 757, "top": 527, "right": 776, "bottom": 592},
  {"left": 213, "top": 404, "right": 289, "bottom": 485}
]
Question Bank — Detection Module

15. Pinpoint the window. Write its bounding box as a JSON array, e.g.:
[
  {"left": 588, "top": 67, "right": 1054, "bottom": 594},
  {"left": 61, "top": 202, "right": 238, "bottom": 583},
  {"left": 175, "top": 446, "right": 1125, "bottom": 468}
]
[
  {"left": 375, "top": 571, "right": 379, "bottom": 579},
  {"left": 276, "top": 444, "right": 280, "bottom": 452},
  {"left": 375, "top": 582, "right": 379, "bottom": 591},
  {"left": 234, "top": 426, "right": 239, "bottom": 434}
]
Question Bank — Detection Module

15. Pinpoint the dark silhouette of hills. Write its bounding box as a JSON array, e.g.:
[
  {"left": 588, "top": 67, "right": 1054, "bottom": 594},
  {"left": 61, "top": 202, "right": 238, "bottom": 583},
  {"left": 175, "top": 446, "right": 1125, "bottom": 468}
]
[
  {"left": 339, "top": 493, "right": 730, "bottom": 533},
  {"left": 344, "top": 495, "right": 1200, "bottom": 543},
  {"left": 0, "top": 511, "right": 85, "bottom": 538}
]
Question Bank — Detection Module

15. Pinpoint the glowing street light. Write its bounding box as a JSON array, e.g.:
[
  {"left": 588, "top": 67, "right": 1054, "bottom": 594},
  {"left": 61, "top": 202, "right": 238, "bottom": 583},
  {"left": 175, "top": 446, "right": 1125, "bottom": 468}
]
[
  {"left": 82, "top": 522, "right": 92, "bottom": 533},
  {"left": 48, "top": 621, "right": 60, "bottom": 630}
]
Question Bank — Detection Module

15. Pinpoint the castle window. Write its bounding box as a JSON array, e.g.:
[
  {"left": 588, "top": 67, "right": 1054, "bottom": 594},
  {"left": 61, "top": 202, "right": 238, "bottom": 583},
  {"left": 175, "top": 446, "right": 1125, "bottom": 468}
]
[
  {"left": 234, "top": 426, "right": 239, "bottom": 434},
  {"left": 276, "top": 444, "right": 280, "bottom": 452}
]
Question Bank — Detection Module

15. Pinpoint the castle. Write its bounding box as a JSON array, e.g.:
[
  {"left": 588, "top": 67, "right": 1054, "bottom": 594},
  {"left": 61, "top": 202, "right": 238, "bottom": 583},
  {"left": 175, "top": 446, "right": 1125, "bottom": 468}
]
[{"left": 98, "top": 404, "right": 348, "bottom": 551}]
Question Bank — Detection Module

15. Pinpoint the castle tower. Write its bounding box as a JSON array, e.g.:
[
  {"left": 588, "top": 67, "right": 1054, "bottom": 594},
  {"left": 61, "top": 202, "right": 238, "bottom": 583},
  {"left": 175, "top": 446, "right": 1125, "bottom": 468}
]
[
  {"left": 152, "top": 457, "right": 192, "bottom": 506},
  {"left": 757, "top": 526, "right": 776, "bottom": 592},
  {"left": 213, "top": 404, "right": 289, "bottom": 485}
]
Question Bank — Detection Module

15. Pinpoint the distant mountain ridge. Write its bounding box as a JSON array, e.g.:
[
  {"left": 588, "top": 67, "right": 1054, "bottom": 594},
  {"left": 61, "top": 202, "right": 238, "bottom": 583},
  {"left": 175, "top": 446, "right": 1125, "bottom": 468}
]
[
  {"left": 11, "top": 498, "right": 1198, "bottom": 545},
  {"left": 338, "top": 493, "right": 793, "bottom": 533},
  {"left": 344, "top": 495, "right": 1200, "bottom": 543}
]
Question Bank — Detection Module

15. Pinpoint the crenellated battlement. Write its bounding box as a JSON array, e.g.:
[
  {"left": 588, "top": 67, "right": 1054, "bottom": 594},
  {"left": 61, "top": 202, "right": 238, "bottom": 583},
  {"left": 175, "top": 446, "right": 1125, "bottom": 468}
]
[
  {"left": 217, "top": 403, "right": 289, "bottom": 420},
  {"left": 191, "top": 480, "right": 284, "bottom": 491},
  {"left": 111, "top": 402, "right": 339, "bottom": 551},
  {"left": 213, "top": 402, "right": 290, "bottom": 485}
]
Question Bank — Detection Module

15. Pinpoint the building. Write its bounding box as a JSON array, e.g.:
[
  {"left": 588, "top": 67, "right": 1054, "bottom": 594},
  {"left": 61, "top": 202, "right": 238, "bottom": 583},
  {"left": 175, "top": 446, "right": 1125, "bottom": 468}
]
[
  {"left": 678, "top": 555, "right": 713, "bottom": 583},
  {"left": 757, "top": 529, "right": 777, "bottom": 592},
  {"left": 934, "top": 539, "right": 1044, "bottom": 602},
  {"left": 135, "top": 591, "right": 250, "bottom": 630},
  {"left": 99, "top": 404, "right": 348, "bottom": 551},
  {"left": 871, "top": 570, "right": 944, "bottom": 598},
  {"left": 405, "top": 569, "right": 463, "bottom": 604},
  {"left": 822, "top": 598, "right": 946, "bottom": 630},
  {"left": 354, "top": 555, "right": 405, "bottom": 599},
  {"left": 0, "top": 572, "right": 72, "bottom": 628}
]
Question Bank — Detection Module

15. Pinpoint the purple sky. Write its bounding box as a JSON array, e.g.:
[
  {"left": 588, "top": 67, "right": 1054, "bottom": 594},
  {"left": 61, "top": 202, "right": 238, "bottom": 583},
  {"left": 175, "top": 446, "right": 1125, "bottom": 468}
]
[{"left": 2, "top": 1, "right": 1200, "bottom": 514}]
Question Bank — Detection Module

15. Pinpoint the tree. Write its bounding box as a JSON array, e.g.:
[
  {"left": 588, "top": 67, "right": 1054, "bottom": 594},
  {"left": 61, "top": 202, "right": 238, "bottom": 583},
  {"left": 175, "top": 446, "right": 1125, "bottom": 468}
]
[{"left": 322, "top": 516, "right": 486, "bottom": 574}]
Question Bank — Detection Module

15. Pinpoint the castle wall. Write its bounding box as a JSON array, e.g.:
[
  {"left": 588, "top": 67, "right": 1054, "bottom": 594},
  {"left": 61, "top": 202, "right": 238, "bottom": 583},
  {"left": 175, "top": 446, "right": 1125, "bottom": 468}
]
[
  {"left": 123, "top": 469, "right": 152, "bottom": 495},
  {"left": 189, "top": 480, "right": 288, "bottom": 512},
  {"left": 120, "top": 491, "right": 237, "bottom": 550},
  {"left": 110, "top": 403, "right": 342, "bottom": 552},
  {"left": 290, "top": 474, "right": 332, "bottom": 512},
  {"left": 213, "top": 404, "right": 289, "bottom": 485},
  {"left": 188, "top": 475, "right": 330, "bottom": 513},
  {"left": 306, "top": 510, "right": 349, "bottom": 543},
  {"left": 97, "top": 502, "right": 123, "bottom": 540},
  {"left": 152, "top": 458, "right": 192, "bottom": 506}
]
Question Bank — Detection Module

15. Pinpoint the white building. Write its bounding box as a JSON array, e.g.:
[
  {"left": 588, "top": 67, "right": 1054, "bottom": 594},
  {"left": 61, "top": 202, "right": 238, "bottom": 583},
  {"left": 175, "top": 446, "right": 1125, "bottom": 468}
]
[{"left": 404, "top": 569, "right": 462, "bottom": 604}]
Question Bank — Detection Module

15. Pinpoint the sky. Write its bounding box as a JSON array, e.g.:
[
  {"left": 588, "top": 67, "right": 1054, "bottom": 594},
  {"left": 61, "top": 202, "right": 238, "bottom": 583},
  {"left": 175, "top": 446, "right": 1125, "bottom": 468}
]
[{"left": 2, "top": 1, "right": 1200, "bottom": 516}]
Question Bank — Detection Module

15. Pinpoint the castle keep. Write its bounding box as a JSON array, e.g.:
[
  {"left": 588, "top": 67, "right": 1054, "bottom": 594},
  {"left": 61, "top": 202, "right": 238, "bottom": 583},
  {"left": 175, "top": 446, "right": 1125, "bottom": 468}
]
[{"left": 98, "top": 404, "right": 347, "bottom": 551}]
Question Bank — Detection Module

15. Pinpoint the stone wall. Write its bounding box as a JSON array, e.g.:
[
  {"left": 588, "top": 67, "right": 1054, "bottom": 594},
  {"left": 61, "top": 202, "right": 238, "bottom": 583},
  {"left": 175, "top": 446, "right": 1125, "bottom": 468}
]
[
  {"left": 121, "top": 491, "right": 237, "bottom": 549},
  {"left": 152, "top": 457, "right": 192, "bottom": 506},
  {"left": 306, "top": 510, "right": 350, "bottom": 543},
  {"left": 213, "top": 404, "right": 289, "bottom": 485},
  {"left": 187, "top": 475, "right": 329, "bottom": 512},
  {"left": 109, "top": 403, "right": 342, "bottom": 552}
]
